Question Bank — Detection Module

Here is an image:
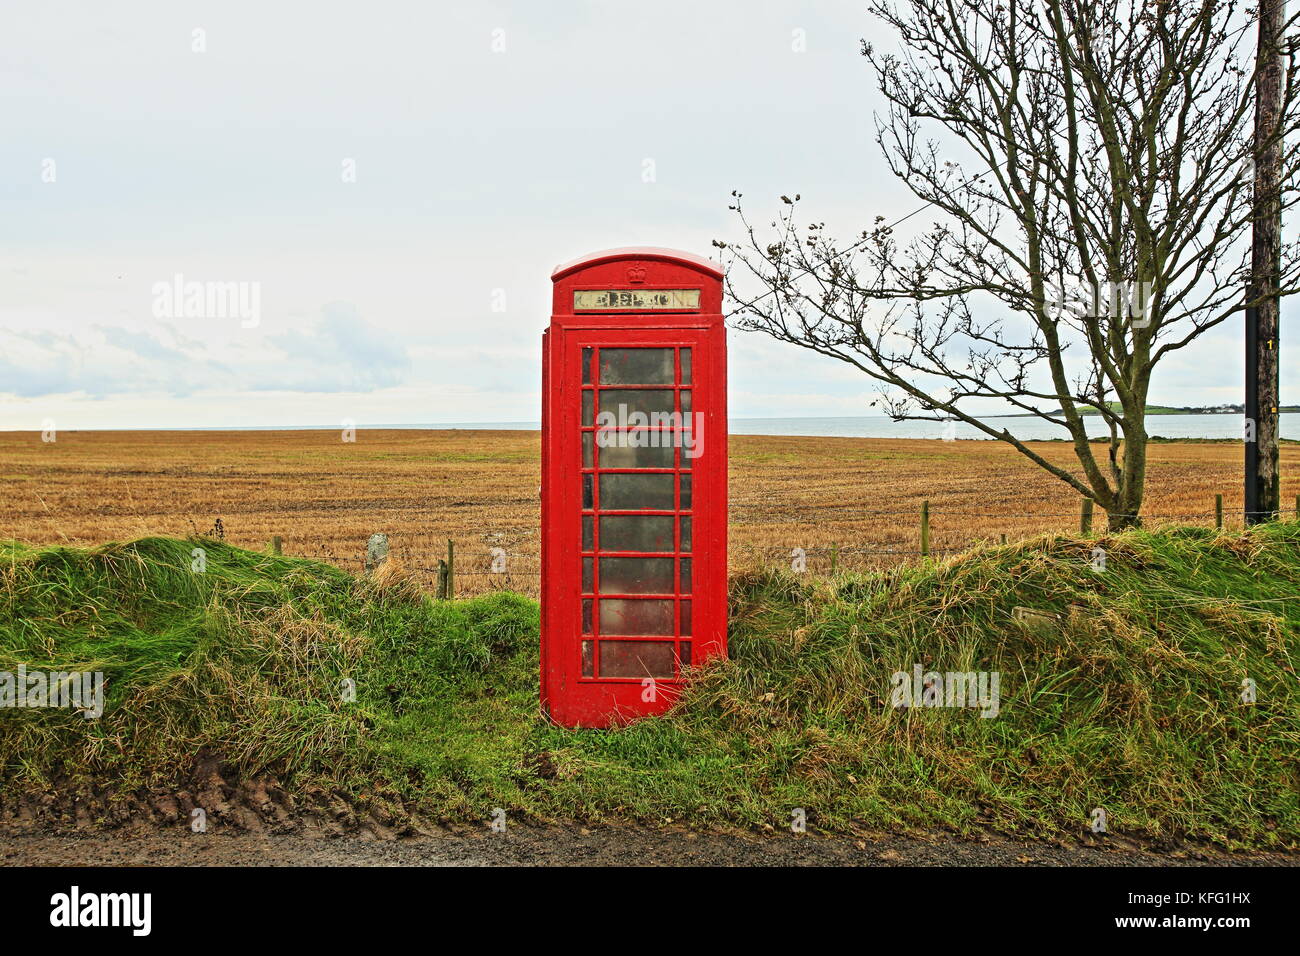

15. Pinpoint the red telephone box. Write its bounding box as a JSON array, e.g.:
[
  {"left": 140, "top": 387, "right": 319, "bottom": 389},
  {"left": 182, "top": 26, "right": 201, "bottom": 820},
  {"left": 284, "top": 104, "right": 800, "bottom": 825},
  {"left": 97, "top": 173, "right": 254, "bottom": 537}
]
[{"left": 541, "top": 247, "right": 727, "bottom": 728}]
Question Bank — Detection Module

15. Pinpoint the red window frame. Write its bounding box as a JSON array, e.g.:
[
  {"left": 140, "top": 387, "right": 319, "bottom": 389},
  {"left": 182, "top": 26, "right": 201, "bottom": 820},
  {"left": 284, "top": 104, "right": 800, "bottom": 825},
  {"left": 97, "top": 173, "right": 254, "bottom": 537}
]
[{"left": 576, "top": 340, "right": 696, "bottom": 683}]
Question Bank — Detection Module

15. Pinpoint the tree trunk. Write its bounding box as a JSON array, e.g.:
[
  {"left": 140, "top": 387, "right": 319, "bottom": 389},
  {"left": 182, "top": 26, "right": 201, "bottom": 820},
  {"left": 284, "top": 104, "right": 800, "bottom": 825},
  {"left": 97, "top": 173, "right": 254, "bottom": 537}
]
[
  {"left": 1105, "top": 419, "right": 1148, "bottom": 531},
  {"left": 1106, "top": 501, "right": 1143, "bottom": 532}
]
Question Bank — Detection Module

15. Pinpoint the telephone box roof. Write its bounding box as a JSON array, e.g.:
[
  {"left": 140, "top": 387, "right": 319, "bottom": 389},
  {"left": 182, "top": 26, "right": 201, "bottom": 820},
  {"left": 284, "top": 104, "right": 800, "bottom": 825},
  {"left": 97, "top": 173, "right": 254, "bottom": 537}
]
[{"left": 551, "top": 246, "right": 724, "bottom": 281}]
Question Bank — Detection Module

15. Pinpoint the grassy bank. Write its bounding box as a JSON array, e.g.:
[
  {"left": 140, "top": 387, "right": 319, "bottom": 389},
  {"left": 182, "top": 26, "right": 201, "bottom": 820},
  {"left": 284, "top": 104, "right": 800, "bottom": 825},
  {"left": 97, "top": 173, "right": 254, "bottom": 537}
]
[{"left": 2, "top": 526, "right": 1298, "bottom": 847}]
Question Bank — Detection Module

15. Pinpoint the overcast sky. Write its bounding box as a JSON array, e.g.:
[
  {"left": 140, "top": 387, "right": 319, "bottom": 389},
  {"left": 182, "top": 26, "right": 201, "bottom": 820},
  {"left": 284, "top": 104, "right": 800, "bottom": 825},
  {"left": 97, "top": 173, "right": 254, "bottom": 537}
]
[{"left": 1, "top": 0, "right": 1292, "bottom": 429}]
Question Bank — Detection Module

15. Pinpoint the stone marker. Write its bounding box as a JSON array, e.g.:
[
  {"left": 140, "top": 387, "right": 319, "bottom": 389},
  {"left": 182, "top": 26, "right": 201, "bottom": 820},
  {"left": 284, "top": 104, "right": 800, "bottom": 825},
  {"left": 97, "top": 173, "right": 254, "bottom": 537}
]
[{"left": 365, "top": 533, "right": 389, "bottom": 572}]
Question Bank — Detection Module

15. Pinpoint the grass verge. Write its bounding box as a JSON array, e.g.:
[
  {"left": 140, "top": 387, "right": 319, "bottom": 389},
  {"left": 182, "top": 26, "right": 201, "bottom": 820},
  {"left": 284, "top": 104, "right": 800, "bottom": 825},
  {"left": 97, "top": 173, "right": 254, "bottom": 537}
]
[{"left": 2, "top": 525, "right": 1297, "bottom": 847}]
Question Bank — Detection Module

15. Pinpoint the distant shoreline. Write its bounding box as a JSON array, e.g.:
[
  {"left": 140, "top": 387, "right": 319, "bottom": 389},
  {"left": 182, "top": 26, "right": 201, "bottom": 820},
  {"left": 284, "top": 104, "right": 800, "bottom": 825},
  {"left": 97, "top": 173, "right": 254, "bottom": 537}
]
[
  {"left": 1001, "top": 405, "right": 1300, "bottom": 418},
  {"left": 6, "top": 411, "right": 1298, "bottom": 432}
]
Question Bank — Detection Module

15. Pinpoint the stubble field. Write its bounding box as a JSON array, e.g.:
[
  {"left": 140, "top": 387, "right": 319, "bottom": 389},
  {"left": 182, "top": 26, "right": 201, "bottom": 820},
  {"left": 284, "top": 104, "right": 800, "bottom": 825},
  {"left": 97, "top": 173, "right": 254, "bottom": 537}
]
[{"left": 1, "top": 429, "right": 1296, "bottom": 595}]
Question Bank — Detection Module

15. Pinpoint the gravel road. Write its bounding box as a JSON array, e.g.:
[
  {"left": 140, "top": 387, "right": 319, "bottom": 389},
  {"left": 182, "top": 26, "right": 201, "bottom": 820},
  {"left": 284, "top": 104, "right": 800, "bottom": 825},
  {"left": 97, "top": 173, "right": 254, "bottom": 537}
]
[{"left": 3, "top": 826, "right": 1295, "bottom": 867}]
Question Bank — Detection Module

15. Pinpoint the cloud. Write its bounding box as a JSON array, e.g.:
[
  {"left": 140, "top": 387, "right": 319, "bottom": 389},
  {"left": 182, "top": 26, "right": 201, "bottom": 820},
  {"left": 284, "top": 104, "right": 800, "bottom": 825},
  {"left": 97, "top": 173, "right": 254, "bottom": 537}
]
[
  {"left": 95, "top": 324, "right": 189, "bottom": 363},
  {"left": 0, "top": 329, "right": 89, "bottom": 397},
  {"left": 264, "top": 302, "right": 410, "bottom": 391},
  {"left": 0, "top": 305, "right": 415, "bottom": 399}
]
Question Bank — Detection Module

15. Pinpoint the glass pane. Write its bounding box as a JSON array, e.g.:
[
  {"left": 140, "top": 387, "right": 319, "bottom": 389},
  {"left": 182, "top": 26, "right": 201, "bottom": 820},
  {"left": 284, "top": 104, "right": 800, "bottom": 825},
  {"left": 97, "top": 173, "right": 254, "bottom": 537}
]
[
  {"left": 582, "top": 390, "right": 593, "bottom": 427},
  {"left": 598, "top": 388, "right": 675, "bottom": 420},
  {"left": 582, "top": 473, "right": 593, "bottom": 509},
  {"left": 680, "top": 517, "right": 692, "bottom": 552},
  {"left": 582, "top": 599, "right": 593, "bottom": 634},
  {"left": 680, "top": 600, "right": 692, "bottom": 635},
  {"left": 599, "top": 599, "right": 675, "bottom": 635},
  {"left": 581, "top": 640, "right": 594, "bottom": 677},
  {"left": 599, "top": 557, "right": 674, "bottom": 594},
  {"left": 582, "top": 347, "right": 593, "bottom": 385},
  {"left": 680, "top": 474, "right": 692, "bottom": 510},
  {"left": 598, "top": 640, "right": 675, "bottom": 679},
  {"left": 680, "top": 557, "right": 691, "bottom": 593},
  {"left": 599, "top": 473, "right": 675, "bottom": 510},
  {"left": 582, "top": 557, "right": 593, "bottom": 593},
  {"left": 680, "top": 390, "right": 691, "bottom": 415},
  {"left": 582, "top": 515, "right": 594, "bottom": 551},
  {"left": 599, "top": 348, "right": 674, "bottom": 385},
  {"left": 596, "top": 439, "right": 675, "bottom": 469},
  {"left": 679, "top": 641, "right": 692, "bottom": 666},
  {"left": 600, "top": 515, "right": 675, "bottom": 553},
  {"left": 680, "top": 348, "right": 691, "bottom": 385},
  {"left": 681, "top": 425, "right": 698, "bottom": 464},
  {"left": 583, "top": 432, "right": 594, "bottom": 468}
]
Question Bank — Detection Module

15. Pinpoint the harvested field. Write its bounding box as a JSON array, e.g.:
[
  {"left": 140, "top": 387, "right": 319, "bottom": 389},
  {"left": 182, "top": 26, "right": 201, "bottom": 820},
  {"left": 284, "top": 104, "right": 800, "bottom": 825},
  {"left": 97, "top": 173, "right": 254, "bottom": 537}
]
[{"left": 1, "top": 428, "right": 1297, "bottom": 595}]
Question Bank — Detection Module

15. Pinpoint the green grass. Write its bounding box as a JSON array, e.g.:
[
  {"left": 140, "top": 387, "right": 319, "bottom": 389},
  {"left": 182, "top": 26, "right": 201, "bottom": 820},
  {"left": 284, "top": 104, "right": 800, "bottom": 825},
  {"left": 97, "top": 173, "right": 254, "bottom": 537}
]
[{"left": 2, "top": 526, "right": 1298, "bottom": 847}]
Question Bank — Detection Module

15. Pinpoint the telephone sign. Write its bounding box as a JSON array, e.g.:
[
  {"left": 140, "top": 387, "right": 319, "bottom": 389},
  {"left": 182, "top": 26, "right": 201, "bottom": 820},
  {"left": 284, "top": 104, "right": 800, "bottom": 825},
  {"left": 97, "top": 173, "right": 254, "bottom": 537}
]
[{"left": 573, "top": 289, "right": 701, "bottom": 310}]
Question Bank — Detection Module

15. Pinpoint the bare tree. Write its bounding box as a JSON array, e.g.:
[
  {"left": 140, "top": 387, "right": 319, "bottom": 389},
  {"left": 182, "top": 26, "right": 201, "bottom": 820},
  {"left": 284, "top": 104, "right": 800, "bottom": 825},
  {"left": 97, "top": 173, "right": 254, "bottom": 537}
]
[{"left": 722, "top": 0, "right": 1300, "bottom": 530}]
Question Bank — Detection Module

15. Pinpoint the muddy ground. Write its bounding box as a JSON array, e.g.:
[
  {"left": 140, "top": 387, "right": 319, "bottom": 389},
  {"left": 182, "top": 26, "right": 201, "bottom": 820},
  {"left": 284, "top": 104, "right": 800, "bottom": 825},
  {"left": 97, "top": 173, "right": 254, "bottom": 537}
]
[
  {"left": 3, "top": 760, "right": 1295, "bottom": 866},
  {"left": 3, "top": 825, "right": 1297, "bottom": 867}
]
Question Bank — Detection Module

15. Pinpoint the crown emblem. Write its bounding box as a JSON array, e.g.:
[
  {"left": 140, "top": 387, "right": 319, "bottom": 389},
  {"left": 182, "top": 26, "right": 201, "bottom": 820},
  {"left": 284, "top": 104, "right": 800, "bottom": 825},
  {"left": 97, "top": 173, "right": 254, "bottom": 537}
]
[{"left": 627, "top": 266, "right": 647, "bottom": 284}]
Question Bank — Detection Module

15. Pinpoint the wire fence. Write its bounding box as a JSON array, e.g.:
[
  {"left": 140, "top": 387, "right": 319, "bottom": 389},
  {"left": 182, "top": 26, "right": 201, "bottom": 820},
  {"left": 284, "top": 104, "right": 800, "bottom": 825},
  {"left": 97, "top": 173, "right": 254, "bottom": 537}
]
[{"left": 268, "top": 495, "right": 1300, "bottom": 598}]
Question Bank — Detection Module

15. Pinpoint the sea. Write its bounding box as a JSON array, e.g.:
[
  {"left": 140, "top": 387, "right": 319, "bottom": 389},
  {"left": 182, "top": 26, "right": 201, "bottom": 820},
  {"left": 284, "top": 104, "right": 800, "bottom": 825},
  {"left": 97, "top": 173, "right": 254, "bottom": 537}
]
[{"left": 372, "top": 413, "right": 1297, "bottom": 441}]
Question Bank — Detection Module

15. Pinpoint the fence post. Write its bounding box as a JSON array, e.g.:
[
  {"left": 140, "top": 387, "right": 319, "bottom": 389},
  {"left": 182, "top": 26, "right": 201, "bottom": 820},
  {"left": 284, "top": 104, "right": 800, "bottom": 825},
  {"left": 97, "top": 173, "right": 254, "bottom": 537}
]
[
  {"left": 1080, "top": 498, "right": 1093, "bottom": 535},
  {"left": 446, "top": 538, "right": 455, "bottom": 598},
  {"left": 920, "top": 500, "right": 930, "bottom": 557},
  {"left": 1215, "top": 494, "right": 1224, "bottom": 530},
  {"left": 269, "top": 535, "right": 282, "bottom": 555},
  {"left": 1000, "top": 533, "right": 1007, "bottom": 546},
  {"left": 830, "top": 542, "right": 839, "bottom": 574},
  {"left": 436, "top": 560, "right": 448, "bottom": 599}
]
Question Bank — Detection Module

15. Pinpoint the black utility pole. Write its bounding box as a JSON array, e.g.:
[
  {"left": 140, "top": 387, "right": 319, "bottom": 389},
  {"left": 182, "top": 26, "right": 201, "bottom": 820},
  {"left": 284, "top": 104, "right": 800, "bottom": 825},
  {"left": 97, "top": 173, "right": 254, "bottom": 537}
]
[
  {"left": 1246, "top": 0, "right": 1285, "bottom": 525},
  {"left": 1245, "top": 301, "right": 1261, "bottom": 521}
]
